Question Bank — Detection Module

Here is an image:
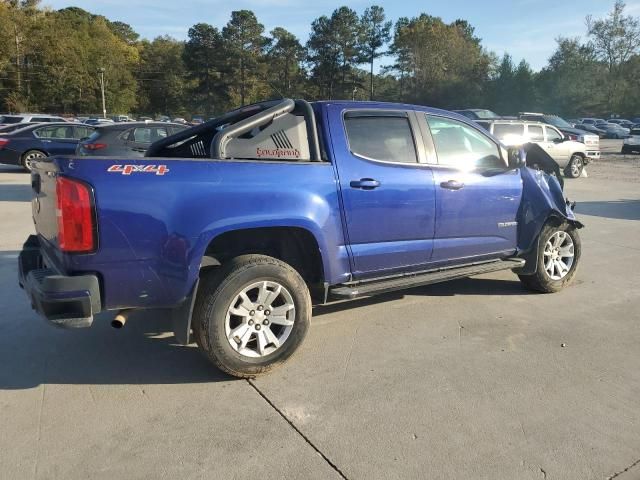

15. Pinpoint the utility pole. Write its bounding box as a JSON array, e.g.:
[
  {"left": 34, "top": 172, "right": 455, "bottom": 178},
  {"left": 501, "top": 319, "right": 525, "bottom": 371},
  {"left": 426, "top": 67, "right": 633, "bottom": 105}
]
[{"left": 98, "top": 68, "right": 106, "bottom": 118}]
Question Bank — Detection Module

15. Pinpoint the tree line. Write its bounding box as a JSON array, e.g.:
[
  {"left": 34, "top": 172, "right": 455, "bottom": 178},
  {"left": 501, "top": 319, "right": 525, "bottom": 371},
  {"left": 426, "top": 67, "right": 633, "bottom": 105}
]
[{"left": 1, "top": 0, "right": 639, "bottom": 118}]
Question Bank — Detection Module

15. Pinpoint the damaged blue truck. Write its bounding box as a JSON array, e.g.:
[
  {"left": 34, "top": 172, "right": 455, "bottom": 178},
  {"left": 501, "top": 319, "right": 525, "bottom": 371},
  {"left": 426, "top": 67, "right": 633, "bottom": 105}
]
[{"left": 19, "top": 99, "right": 583, "bottom": 377}]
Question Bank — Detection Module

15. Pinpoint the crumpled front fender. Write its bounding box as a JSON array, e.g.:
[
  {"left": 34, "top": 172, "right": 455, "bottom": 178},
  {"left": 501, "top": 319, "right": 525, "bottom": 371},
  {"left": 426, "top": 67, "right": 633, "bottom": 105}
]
[{"left": 515, "top": 167, "right": 584, "bottom": 274}]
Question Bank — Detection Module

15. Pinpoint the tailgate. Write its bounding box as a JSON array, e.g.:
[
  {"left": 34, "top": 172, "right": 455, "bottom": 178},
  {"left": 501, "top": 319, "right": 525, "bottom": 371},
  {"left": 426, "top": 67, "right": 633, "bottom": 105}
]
[{"left": 30, "top": 159, "right": 60, "bottom": 249}]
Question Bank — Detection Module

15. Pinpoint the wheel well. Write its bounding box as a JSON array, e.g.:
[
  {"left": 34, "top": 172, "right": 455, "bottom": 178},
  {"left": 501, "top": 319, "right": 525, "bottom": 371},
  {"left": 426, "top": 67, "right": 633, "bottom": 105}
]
[
  {"left": 22, "top": 149, "right": 48, "bottom": 159},
  {"left": 202, "top": 226, "right": 325, "bottom": 288}
]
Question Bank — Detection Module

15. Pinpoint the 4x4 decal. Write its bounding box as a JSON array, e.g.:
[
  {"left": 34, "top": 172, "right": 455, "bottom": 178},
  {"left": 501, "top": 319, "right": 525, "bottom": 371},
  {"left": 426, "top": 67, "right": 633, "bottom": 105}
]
[{"left": 107, "top": 165, "right": 169, "bottom": 176}]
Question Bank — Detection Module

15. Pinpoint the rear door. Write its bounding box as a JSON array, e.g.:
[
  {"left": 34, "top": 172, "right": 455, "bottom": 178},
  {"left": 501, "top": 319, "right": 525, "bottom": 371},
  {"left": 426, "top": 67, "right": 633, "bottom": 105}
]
[
  {"left": 33, "top": 125, "right": 78, "bottom": 154},
  {"left": 423, "top": 114, "right": 522, "bottom": 263},
  {"left": 328, "top": 106, "right": 436, "bottom": 279}
]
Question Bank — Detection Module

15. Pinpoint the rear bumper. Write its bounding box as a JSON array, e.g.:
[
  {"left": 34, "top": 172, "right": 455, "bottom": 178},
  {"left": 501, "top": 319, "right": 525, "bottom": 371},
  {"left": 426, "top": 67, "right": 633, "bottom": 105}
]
[
  {"left": 0, "top": 148, "right": 22, "bottom": 166},
  {"left": 18, "top": 235, "right": 101, "bottom": 328}
]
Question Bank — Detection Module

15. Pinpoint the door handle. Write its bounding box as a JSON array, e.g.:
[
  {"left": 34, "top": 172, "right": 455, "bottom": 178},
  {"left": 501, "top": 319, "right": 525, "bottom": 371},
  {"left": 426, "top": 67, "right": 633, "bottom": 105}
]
[
  {"left": 350, "top": 178, "right": 380, "bottom": 190},
  {"left": 440, "top": 180, "right": 465, "bottom": 190}
]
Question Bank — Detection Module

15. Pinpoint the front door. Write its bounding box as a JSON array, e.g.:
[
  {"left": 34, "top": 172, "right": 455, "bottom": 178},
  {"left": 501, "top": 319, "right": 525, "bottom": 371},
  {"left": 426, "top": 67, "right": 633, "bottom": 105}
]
[
  {"left": 328, "top": 107, "right": 436, "bottom": 279},
  {"left": 541, "top": 126, "right": 570, "bottom": 165},
  {"left": 423, "top": 114, "right": 522, "bottom": 263}
]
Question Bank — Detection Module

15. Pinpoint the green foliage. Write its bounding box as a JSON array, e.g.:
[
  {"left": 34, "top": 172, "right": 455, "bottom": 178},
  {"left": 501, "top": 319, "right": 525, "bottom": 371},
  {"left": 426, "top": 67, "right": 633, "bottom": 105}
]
[{"left": 0, "top": 2, "right": 638, "bottom": 118}]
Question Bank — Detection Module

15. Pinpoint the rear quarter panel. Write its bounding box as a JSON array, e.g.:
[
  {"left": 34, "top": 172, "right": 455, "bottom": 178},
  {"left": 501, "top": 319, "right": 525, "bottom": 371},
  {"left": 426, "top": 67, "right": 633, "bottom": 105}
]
[{"left": 48, "top": 157, "right": 348, "bottom": 310}]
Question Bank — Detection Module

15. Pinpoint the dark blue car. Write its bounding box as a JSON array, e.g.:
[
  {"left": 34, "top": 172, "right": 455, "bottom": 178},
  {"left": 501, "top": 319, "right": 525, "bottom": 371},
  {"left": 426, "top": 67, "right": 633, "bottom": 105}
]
[{"left": 0, "top": 122, "right": 94, "bottom": 170}]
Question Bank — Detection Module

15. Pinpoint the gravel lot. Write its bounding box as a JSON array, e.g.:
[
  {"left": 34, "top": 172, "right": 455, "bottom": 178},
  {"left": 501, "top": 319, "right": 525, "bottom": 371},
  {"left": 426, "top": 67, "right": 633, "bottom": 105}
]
[{"left": 1, "top": 151, "right": 639, "bottom": 480}]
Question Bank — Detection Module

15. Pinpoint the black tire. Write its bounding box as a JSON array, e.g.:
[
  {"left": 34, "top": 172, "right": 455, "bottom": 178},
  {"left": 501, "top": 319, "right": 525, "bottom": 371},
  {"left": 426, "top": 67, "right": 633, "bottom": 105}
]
[
  {"left": 621, "top": 145, "right": 631, "bottom": 154},
  {"left": 564, "top": 154, "right": 584, "bottom": 178},
  {"left": 21, "top": 150, "right": 47, "bottom": 171},
  {"left": 192, "top": 254, "right": 311, "bottom": 378},
  {"left": 518, "top": 223, "right": 581, "bottom": 293}
]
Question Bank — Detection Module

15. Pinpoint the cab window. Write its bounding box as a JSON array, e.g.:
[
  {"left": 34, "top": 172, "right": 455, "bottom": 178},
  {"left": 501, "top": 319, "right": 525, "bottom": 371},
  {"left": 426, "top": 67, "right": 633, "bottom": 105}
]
[
  {"left": 426, "top": 115, "right": 503, "bottom": 169},
  {"left": 344, "top": 113, "right": 417, "bottom": 164}
]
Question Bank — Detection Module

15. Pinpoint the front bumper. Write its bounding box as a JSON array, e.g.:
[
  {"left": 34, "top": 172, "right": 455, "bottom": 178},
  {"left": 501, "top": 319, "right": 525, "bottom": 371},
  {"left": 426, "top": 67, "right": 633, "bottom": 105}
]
[
  {"left": 585, "top": 150, "right": 599, "bottom": 163},
  {"left": 18, "top": 235, "right": 101, "bottom": 328}
]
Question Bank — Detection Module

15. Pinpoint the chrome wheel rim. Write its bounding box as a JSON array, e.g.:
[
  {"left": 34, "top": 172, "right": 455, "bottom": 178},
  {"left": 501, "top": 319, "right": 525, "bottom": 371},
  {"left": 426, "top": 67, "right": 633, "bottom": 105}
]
[
  {"left": 225, "top": 280, "right": 295, "bottom": 358},
  {"left": 570, "top": 157, "right": 582, "bottom": 177},
  {"left": 24, "top": 151, "right": 45, "bottom": 170},
  {"left": 543, "top": 231, "right": 575, "bottom": 280}
]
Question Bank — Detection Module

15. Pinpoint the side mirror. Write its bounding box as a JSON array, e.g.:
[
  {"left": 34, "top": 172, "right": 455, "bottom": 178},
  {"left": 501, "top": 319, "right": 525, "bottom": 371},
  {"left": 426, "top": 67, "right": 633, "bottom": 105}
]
[{"left": 507, "top": 147, "right": 526, "bottom": 169}]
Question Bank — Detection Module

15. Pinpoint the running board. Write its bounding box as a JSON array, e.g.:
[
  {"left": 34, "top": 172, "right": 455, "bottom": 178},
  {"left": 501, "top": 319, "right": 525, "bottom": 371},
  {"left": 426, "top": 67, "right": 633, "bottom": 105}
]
[{"left": 330, "top": 258, "right": 525, "bottom": 300}]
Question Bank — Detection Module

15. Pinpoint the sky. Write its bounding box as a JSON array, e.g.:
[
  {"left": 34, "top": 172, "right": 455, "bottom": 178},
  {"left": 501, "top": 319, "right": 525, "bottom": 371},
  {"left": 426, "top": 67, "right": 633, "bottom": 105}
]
[{"left": 44, "top": 0, "right": 640, "bottom": 71}]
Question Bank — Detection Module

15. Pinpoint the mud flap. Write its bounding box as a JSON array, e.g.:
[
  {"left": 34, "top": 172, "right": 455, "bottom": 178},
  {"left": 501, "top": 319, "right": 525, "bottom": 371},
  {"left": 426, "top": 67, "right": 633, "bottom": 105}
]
[{"left": 171, "top": 279, "right": 199, "bottom": 345}]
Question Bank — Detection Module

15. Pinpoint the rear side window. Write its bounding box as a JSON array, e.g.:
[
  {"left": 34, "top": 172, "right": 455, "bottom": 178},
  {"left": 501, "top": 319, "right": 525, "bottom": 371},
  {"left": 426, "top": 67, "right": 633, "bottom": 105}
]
[
  {"left": 492, "top": 123, "right": 524, "bottom": 142},
  {"left": 34, "top": 125, "right": 73, "bottom": 139},
  {"left": 344, "top": 114, "right": 417, "bottom": 164},
  {"left": 426, "top": 115, "right": 503, "bottom": 169},
  {"left": 73, "top": 126, "right": 94, "bottom": 139},
  {"left": 527, "top": 125, "right": 544, "bottom": 142},
  {"left": 131, "top": 127, "right": 168, "bottom": 143}
]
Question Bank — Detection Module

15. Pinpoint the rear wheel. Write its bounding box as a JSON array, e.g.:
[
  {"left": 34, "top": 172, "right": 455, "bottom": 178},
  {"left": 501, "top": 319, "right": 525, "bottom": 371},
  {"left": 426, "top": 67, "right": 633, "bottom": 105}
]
[
  {"left": 21, "top": 150, "right": 46, "bottom": 171},
  {"left": 192, "top": 254, "right": 311, "bottom": 378},
  {"left": 518, "top": 223, "right": 581, "bottom": 293},
  {"left": 565, "top": 154, "right": 584, "bottom": 178}
]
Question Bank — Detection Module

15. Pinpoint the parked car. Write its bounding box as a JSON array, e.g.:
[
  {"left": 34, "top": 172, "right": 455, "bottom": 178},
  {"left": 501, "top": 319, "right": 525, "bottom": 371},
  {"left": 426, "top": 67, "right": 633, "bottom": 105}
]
[
  {"left": 519, "top": 113, "right": 589, "bottom": 139},
  {"left": 452, "top": 109, "right": 500, "bottom": 120},
  {"left": 84, "top": 118, "right": 114, "bottom": 126},
  {"left": 596, "top": 122, "right": 630, "bottom": 139},
  {"left": 19, "top": 98, "right": 583, "bottom": 378},
  {"left": 621, "top": 128, "right": 640, "bottom": 154},
  {"left": 575, "top": 122, "right": 607, "bottom": 138},
  {"left": 0, "top": 113, "right": 67, "bottom": 126},
  {"left": 172, "top": 117, "right": 188, "bottom": 124},
  {"left": 608, "top": 119, "right": 634, "bottom": 129},
  {"left": 479, "top": 119, "right": 590, "bottom": 178},
  {"left": 77, "top": 122, "right": 188, "bottom": 157},
  {"left": 0, "top": 123, "right": 94, "bottom": 170}
]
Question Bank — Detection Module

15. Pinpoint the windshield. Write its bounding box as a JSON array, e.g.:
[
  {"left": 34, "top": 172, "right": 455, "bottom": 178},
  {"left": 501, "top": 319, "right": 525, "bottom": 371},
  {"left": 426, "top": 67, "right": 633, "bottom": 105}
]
[
  {"left": 474, "top": 110, "right": 499, "bottom": 119},
  {"left": 544, "top": 115, "right": 572, "bottom": 128}
]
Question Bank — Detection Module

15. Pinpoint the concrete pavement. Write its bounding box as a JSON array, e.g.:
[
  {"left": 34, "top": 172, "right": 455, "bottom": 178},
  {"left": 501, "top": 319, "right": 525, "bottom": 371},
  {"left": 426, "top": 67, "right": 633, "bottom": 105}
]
[{"left": 0, "top": 158, "right": 639, "bottom": 479}]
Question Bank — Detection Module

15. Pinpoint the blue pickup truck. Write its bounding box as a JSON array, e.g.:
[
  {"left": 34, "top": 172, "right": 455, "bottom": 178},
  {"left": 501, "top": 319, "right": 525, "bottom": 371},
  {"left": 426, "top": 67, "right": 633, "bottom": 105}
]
[{"left": 19, "top": 99, "right": 583, "bottom": 377}]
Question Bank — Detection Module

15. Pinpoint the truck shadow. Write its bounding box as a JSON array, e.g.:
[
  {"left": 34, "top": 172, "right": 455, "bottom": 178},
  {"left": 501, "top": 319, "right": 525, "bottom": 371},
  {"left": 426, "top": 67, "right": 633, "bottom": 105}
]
[
  {"left": 576, "top": 200, "right": 640, "bottom": 221},
  {"left": 314, "top": 277, "right": 531, "bottom": 316},
  {"left": 0, "top": 247, "right": 234, "bottom": 389},
  {"left": 1, "top": 246, "right": 527, "bottom": 390},
  {"left": 0, "top": 308, "right": 235, "bottom": 390},
  {"left": 0, "top": 184, "right": 32, "bottom": 202}
]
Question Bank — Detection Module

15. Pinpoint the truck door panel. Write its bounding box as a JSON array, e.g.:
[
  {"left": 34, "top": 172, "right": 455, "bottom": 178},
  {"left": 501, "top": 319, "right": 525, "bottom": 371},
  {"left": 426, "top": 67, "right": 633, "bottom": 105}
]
[
  {"left": 328, "top": 107, "right": 436, "bottom": 278},
  {"left": 424, "top": 115, "right": 522, "bottom": 263}
]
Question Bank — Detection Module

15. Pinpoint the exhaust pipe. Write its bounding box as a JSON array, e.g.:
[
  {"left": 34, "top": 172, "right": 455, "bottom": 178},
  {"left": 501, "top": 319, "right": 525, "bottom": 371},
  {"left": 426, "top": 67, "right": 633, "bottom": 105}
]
[{"left": 111, "top": 309, "right": 132, "bottom": 329}]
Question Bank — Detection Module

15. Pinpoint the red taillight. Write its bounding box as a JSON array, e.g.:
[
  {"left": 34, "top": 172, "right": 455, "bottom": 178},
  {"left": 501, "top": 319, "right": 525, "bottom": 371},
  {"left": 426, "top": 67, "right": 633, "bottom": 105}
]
[
  {"left": 83, "top": 143, "right": 107, "bottom": 151},
  {"left": 56, "top": 176, "right": 96, "bottom": 253},
  {"left": 0, "top": 138, "right": 10, "bottom": 149}
]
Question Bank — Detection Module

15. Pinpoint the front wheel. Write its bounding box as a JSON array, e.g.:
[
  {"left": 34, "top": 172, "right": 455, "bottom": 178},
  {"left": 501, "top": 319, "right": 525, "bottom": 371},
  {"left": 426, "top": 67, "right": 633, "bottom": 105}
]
[
  {"left": 565, "top": 154, "right": 584, "bottom": 178},
  {"left": 518, "top": 223, "right": 581, "bottom": 293},
  {"left": 192, "top": 254, "right": 311, "bottom": 378}
]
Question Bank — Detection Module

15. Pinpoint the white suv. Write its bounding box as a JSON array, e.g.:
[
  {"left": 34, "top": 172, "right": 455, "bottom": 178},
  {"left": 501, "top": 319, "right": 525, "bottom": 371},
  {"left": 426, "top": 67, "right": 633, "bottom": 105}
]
[
  {"left": 0, "top": 114, "right": 67, "bottom": 126},
  {"left": 477, "top": 120, "right": 589, "bottom": 178}
]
